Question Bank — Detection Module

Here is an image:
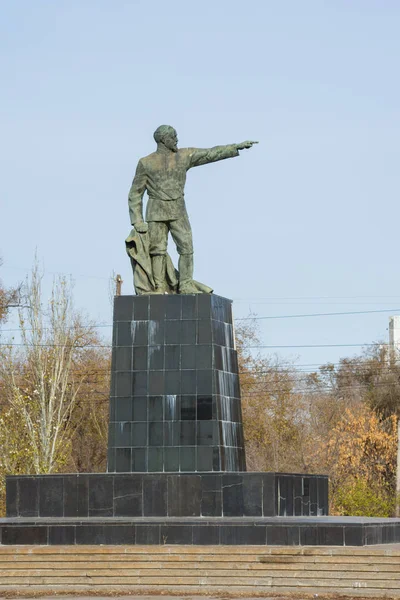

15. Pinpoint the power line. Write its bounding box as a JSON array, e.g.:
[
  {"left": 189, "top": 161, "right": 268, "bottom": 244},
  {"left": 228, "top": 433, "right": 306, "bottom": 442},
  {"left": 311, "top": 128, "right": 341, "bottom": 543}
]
[{"left": 236, "top": 308, "right": 400, "bottom": 320}]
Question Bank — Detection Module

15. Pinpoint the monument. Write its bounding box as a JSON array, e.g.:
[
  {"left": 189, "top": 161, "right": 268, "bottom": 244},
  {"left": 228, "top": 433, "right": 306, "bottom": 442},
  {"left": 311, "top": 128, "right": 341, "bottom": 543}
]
[{"left": 1, "top": 127, "right": 399, "bottom": 547}]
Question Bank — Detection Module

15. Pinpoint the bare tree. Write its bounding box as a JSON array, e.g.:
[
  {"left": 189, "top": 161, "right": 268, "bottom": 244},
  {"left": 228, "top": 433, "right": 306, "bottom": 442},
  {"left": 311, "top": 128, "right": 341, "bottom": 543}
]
[{"left": 0, "top": 262, "right": 99, "bottom": 473}]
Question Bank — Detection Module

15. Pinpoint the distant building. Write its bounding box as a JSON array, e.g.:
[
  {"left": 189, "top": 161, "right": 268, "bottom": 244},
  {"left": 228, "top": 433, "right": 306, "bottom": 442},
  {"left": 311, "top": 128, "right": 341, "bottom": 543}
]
[{"left": 389, "top": 316, "right": 400, "bottom": 364}]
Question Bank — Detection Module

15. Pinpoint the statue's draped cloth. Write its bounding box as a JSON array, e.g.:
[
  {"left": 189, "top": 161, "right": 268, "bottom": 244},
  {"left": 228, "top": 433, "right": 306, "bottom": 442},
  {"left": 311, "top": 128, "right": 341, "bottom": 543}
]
[{"left": 125, "top": 229, "right": 213, "bottom": 295}]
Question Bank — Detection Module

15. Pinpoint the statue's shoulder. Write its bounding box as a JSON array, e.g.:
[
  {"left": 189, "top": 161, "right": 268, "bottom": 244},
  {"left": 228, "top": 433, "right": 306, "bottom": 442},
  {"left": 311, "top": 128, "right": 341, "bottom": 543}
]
[{"left": 139, "top": 151, "right": 158, "bottom": 165}]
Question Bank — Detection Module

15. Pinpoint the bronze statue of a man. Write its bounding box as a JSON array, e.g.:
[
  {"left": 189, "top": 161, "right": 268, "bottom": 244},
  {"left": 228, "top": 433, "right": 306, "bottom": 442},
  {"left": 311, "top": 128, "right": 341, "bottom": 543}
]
[{"left": 128, "top": 125, "right": 257, "bottom": 294}]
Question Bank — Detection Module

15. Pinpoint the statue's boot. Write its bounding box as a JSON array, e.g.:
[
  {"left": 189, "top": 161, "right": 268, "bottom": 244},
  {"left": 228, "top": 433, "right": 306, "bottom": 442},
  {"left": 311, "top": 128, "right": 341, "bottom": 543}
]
[
  {"left": 178, "top": 253, "right": 200, "bottom": 294},
  {"left": 151, "top": 255, "right": 168, "bottom": 294}
]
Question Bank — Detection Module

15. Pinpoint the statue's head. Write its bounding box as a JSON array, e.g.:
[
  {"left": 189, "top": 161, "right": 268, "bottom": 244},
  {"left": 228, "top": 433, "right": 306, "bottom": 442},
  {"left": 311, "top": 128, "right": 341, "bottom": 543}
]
[{"left": 154, "top": 125, "right": 178, "bottom": 152}]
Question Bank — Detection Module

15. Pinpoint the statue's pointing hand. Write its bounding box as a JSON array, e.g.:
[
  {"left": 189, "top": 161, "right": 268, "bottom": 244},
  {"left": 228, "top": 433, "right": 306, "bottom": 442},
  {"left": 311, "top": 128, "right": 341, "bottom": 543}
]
[
  {"left": 236, "top": 141, "right": 259, "bottom": 150},
  {"left": 134, "top": 222, "right": 149, "bottom": 234}
]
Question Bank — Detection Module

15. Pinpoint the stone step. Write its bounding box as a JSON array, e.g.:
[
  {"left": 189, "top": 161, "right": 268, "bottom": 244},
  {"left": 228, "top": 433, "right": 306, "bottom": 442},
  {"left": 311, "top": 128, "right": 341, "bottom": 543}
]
[{"left": 0, "top": 545, "right": 400, "bottom": 595}]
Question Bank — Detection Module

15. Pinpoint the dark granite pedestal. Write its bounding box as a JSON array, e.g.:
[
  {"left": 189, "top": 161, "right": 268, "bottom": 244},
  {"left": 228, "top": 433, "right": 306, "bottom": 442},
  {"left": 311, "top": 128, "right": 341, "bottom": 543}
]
[{"left": 2, "top": 294, "right": 396, "bottom": 546}]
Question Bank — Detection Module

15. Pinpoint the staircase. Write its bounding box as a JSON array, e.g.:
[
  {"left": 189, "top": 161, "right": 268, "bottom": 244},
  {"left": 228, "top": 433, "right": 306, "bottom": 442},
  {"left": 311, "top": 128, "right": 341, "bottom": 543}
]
[{"left": 0, "top": 544, "right": 400, "bottom": 595}]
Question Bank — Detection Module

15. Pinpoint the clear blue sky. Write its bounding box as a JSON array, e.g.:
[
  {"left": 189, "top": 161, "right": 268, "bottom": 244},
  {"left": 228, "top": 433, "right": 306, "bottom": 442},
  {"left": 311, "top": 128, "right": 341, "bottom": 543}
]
[{"left": 1, "top": 0, "right": 400, "bottom": 370}]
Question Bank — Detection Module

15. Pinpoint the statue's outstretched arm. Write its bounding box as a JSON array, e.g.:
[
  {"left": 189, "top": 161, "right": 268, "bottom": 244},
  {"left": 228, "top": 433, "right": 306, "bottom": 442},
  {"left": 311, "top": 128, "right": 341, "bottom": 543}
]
[{"left": 187, "top": 141, "right": 258, "bottom": 168}]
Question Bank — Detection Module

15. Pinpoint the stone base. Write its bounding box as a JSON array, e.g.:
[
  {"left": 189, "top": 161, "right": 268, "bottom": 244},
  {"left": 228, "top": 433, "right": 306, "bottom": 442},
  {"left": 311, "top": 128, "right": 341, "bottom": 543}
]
[
  {"left": 6, "top": 472, "right": 328, "bottom": 519},
  {"left": 1, "top": 516, "right": 400, "bottom": 546}
]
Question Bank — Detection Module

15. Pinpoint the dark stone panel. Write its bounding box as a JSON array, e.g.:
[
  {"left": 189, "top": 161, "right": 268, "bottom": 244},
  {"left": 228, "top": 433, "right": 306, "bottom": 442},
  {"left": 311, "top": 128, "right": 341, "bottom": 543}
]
[
  {"left": 193, "top": 525, "right": 220, "bottom": 544},
  {"left": 165, "top": 295, "right": 182, "bottom": 320},
  {"left": 39, "top": 476, "right": 63, "bottom": 517},
  {"left": 277, "top": 476, "right": 288, "bottom": 516},
  {"left": 148, "top": 447, "right": 163, "bottom": 471},
  {"left": 165, "top": 370, "right": 181, "bottom": 394},
  {"left": 164, "top": 395, "right": 180, "bottom": 421},
  {"left": 180, "top": 446, "right": 196, "bottom": 471},
  {"left": 150, "top": 294, "right": 166, "bottom": 320},
  {"left": 164, "top": 422, "right": 180, "bottom": 446},
  {"left": 108, "top": 423, "right": 116, "bottom": 448},
  {"left": 149, "top": 345, "right": 164, "bottom": 370},
  {"left": 115, "top": 421, "right": 131, "bottom": 447},
  {"left": 107, "top": 448, "right": 116, "bottom": 472},
  {"left": 318, "top": 526, "right": 344, "bottom": 545},
  {"left": 165, "top": 345, "right": 180, "bottom": 370},
  {"left": 285, "top": 477, "right": 294, "bottom": 516},
  {"left": 343, "top": 526, "right": 363, "bottom": 546},
  {"left": 181, "top": 395, "right": 196, "bottom": 420},
  {"left": 364, "top": 525, "right": 382, "bottom": 545},
  {"left": 197, "top": 421, "right": 214, "bottom": 445},
  {"left": 197, "top": 294, "right": 211, "bottom": 320},
  {"left": 148, "top": 320, "right": 164, "bottom": 345},
  {"left": 64, "top": 475, "right": 79, "bottom": 516},
  {"left": 197, "top": 320, "right": 212, "bottom": 344},
  {"left": 132, "top": 422, "right": 147, "bottom": 446},
  {"left": 180, "top": 421, "right": 195, "bottom": 445},
  {"left": 197, "top": 370, "right": 212, "bottom": 395},
  {"left": 294, "top": 476, "right": 303, "bottom": 516},
  {"left": 160, "top": 525, "right": 193, "bottom": 544},
  {"left": 114, "top": 475, "right": 143, "bottom": 516},
  {"left": 383, "top": 525, "right": 395, "bottom": 544},
  {"left": 211, "top": 295, "right": 230, "bottom": 323},
  {"left": 201, "top": 474, "right": 222, "bottom": 516},
  {"left": 117, "top": 321, "right": 132, "bottom": 346},
  {"left": 164, "top": 447, "right": 179, "bottom": 471},
  {"left": 243, "top": 474, "right": 263, "bottom": 517},
  {"left": 149, "top": 371, "right": 165, "bottom": 395},
  {"left": 181, "top": 345, "right": 196, "bottom": 370},
  {"left": 19, "top": 478, "right": 39, "bottom": 517},
  {"left": 181, "top": 370, "right": 197, "bottom": 394},
  {"left": 132, "top": 371, "right": 148, "bottom": 396},
  {"left": 300, "top": 526, "right": 318, "bottom": 546},
  {"left": 136, "top": 524, "right": 161, "bottom": 544},
  {"left": 220, "top": 525, "right": 266, "bottom": 545},
  {"left": 114, "top": 295, "right": 134, "bottom": 321},
  {"left": 213, "top": 447, "right": 221, "bottom": 471},
  {"left": 132, "top": 321, "right": 148, "bottom": 346},
  {"left": 132, "top": 397, "right": 147, "bottom": 421},
  {"left": 132, "top": 295, "right": 149, "bottom": 320},
  {"left": 49, "top": 526, "right": 76, "bottom": 545},
  {"left": 76, "top": 525, "right": 135, "bottom": 545},
  {"left": 181, "top": 320, "right": 196, "bottom": 344},
  {"left": 181, "top": 295, "right": 196, "bottom": 320},
  {"left": 167, "top": 475, "right": 202, "bottom": 516},
  {"left": 165, "top": 320, "right": 180, "bottom": 345},
  {"left": 318, "top": 476, "right": 329, "bottom": 516},
  {"left": 149, "top": 422, "right": 164, "bottom": 446},
  {"left": 88, "top": 476, "right": 113, "bottom": 516},
  {"left": 116, "top": 346, "right": 132, "bottom": 371},
  {"left": 115, "top": 397, "right": 133, "bottom": 421},
  {"left": 143, "top": 476, "right": 167, "bottom": 516},
  {"left": 309, "top": 476, "right": 318, "bottom": 516},
  {"left": 115, "top": 372, "right": 132, "bottom": 397},
  {"left": 196, "top": 346, "right": 213, "bottom": 370},
  {"left": 197, "top": 396, "right": 213, "bottom": 420},
  {"left": 116, "top": 448, "right": 132, "bottom": 473},
  {"left": 149, "top": 396, "right": 163, "bottom": 421},
  {"left": 2, "top": 526, "right": 48, "bottom": 545},
  {"left": 77, "top": 475, "right": 89, "bottom": 516},
  {"left": 109, "top": 397, "right": 116, "bottom": 422},
  {"left": 212, "top": 320, "right": 225, "bottom": 346},
  {"left": 5, "top": 478, "right": 17, "bottom": 517},
  {"left": 132, "top": 448, "right": 147, "bottom": 471},
  {"left": 222, "top": 475, "right": 243, "bottom": 516},
  {"left": 132, "top": 346, "right": 148, "bottom": 371},
  {"left": 197, "top": 447, "right": 213, "bottom": 471},
  {"left": 267, "top": 525, "right": 300, "bottom": 545}
]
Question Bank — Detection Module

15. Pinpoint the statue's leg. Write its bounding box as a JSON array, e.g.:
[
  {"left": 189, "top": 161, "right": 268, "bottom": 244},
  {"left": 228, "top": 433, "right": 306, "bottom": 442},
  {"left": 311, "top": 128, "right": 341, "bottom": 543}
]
[
  {"left": 148, "top": 221, "right": 169, "bottom": 293},
  {"left": 169, "top": 214, "right": 199, "bottom": 294}
]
